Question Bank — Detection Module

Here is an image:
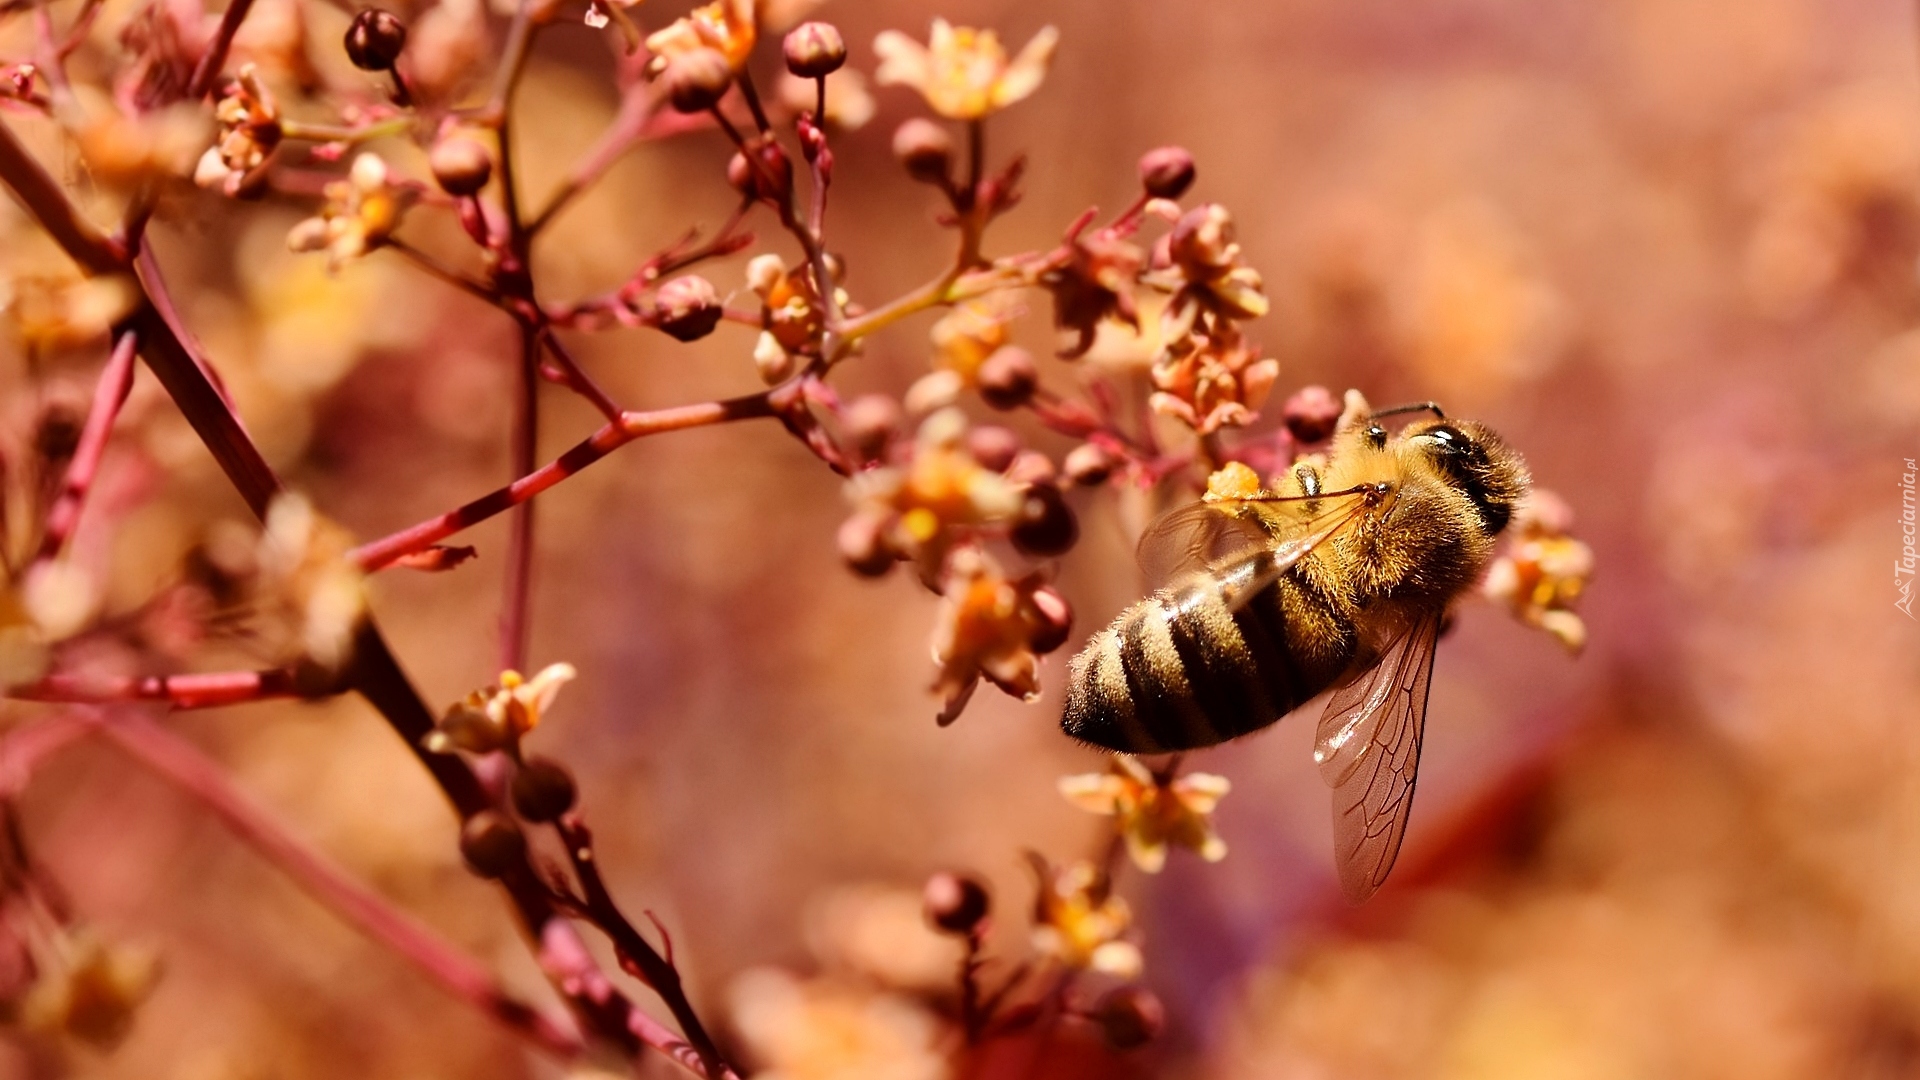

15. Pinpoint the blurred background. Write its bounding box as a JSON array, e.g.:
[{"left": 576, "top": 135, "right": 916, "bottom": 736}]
[{"left": 3, "top": 0, "right": 1920, "bottom": 1075}]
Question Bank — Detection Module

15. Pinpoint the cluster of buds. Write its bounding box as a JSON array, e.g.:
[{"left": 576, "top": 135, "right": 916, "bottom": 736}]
[
  {"left": 644, "top": 0, "right": 754, "bottom": 112},
  {"left": 1146, "top": 204, "right": 1277, "bottom": 435},
  {"left": 840, "top": 408, "right": 1025, "bottom": 571},
  {"left": 1482, "top": 489, "right": 1594, "bottom": 653},
  {"left": 425, "top": 663, "right": 582, "bottom": 875},
  {"left": 746, "top": 255, "right": 834, "bottom": 383},
  {"left": 927, "top": 546, "right": 1072, "bottom": 724},
  {"left": 287, "top": 154, "right": 413, "bottom": 270},
  {"left": 1059, "top": 755, "right": 1231, "bottom": 873},
  {"left": 194, "top": 65, "right": 281, "bottom": 197}
]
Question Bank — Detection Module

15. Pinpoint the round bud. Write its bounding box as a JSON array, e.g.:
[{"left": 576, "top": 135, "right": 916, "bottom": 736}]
[
  {"left": 344, "top": 9, "right": 407, "bottom": 71},
  {"left": 662, "top": 47, "right": 733, "bottom": 113},
  {"left": 1281, "top": 384, "right": 1341, "bottom": 444},
  {"left": 1094, "top": 986, "right": 1165, "bottom": 1050},
  {"left": 923, "top": 871, "right": 990, "bottom": 935},
  {"left": 510, "top": 757, "right": 578, "bottom": 822},
  {"left": 1137, "top": 146, "right": 1196, "bottom": 200},
  {"left": 1026, "top": 584, "right": 1073, "bottom": 655},
  {"left": 892, "top": 119, "right": 954, "bottom": 185},
  {"left": 429, "top": 137, "right": 492, "bottom": 196},
  {"left": 459, "top": 810, "right": 526, "bottom": 878},
  {"left": 1010, "top": 483, "right": 1079, "bottom": 557},
  {"left": 728, "top": 140, "right": 794, "bottom": 202},
  {"left": 965, "top": 425, "right": 1022, "bottom": 473},
  {"left": 843, "top": 394, "right": 903, "bottom": 460},
  {"left": 652, "top": 275, "right": 722, "bottom": 342},
  {"left": 838, "top": 514, "right": 895, "bottom": 578},
  {"left": 1062, "top": 442, "right": 1116, "bottom": 487},
  {"left": 976, "top": 347, "right": 1038, "bottom": 410},
  {"left": 1004, "top": 449, "right": 1057, "bottom": 487},
  {"left": 783, "top": 21, "right": 846, "bottom": 79}
]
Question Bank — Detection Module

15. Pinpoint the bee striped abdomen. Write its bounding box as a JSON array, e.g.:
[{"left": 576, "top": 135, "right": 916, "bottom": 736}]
[{"left": 1063, "top": 559, "right": 1345, "bottom": 752}]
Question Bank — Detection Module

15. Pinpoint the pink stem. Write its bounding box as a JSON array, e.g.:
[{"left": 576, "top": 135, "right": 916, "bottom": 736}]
[
  {"left": 8, "top": 669, "right": 300, "bottom": 709},
  {"left": 93, "top": 711, "right": 584, "bottom": 1059},
  {"left": 36, "top": 328, "right": 137, "bottom": 562},
  {"left": 501, "top": 325, "right": 540, "bottom": 672},
  {"left": 350, "top": 392, "right": 777, "bottom": 571}
]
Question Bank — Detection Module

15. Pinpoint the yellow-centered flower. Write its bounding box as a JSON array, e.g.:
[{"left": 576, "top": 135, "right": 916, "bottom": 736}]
[{"left": 873, "top": 19, "right": 1058, "bottom": 120}]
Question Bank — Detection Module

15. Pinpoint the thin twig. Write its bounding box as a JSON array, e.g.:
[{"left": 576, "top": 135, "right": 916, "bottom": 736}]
[
  {"left": 8, "top": 668, "right": 300, "bottom": 709},
  {"left": 556, "top": 814, "right": 735, "bottom": 1079},
  {"left": 185, "top": 0, "right": 258, "bottom": 100},
  {"left": 349, "top": 392, "right": 779, "bottom": 571},
  {"left": 36, "top": 328, "right": 137, "bottom": 562},
  {"left": 501, "top": 324, "right": 540, "bottom": 673}
]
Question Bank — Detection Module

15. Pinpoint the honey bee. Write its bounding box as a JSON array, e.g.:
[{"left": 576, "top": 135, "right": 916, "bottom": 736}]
[{"left": 1061, "top": 399, "right": 1530, "bottom": 902}]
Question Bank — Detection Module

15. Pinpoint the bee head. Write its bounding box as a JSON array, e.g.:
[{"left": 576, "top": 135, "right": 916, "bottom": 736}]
[{"left": 1396, "top": 418, "right": 1530, "bottom": 536}]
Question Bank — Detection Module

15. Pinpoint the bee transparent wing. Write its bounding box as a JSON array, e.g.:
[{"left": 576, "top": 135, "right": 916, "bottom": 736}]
[
  {"left": 1313, "top": 611, "right": 1443, "bottom": 904},
  {"left": 1136, "top": 488, "right": 1375, "bottom": 607}
]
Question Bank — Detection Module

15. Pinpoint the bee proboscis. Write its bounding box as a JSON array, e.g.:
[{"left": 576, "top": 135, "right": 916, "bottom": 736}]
[{"left": 1061, "top": 398, "right": 1530, "bottom": 902}]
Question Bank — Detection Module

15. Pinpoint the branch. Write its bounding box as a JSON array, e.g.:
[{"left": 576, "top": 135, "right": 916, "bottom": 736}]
[
  {"left": 185, "top": 0, "right": 257, "bottom": 101},
  {"left": 350, "top": 392, "right": 778, "bottom": 571},
  {"left": 557, "top": 814, "right": 734, "bottom": 1079},
  {"left": 501, "top": 324, "right": 539, "bottom": 672},
  {"left": 92, "top": 711, "right": 584, "bottom": 1059},
  {"left": 0, "top": 116, "right": 720, "bottom": 1075},
  {"left": 8, "top": 668, "right": 300, "bottom": 709},
  {"left": 36, "top": 327, "right": 138, "bottom": 562},
  {"left": 0, "top": 117, "right": 119, "bottom": 273}
]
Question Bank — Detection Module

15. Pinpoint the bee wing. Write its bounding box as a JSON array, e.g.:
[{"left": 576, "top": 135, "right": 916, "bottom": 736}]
[
  {"left": 1313, "top": 611, "right": 1443, "bottom": 904},
  {"left": 1136, "top": 488, "right": 1375, "bottom": 605}
]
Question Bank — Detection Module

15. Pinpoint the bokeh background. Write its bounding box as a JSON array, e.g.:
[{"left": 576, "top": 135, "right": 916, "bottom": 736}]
[{"left": 3, "top": 0, "right": 1920, "bottom": 1075}]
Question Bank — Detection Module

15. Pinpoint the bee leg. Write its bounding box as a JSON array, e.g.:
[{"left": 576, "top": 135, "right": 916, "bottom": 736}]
[{"left": 1294, "top": 463, "right": 1322, "bottom": 498}]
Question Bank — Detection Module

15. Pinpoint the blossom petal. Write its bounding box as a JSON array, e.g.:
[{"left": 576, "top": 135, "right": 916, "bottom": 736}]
[
  {"left": 1090, "top": 940, "right": 1143, "bottom": 979},
  {"left": 990, "top": 25, "right": 1058, "bottom": 109},
  {"left": 1058, "top": 773, "right": 1127, "bottom": 813},
  {"left": 872, "top": 30, "right": 931, "bottom": 89}
]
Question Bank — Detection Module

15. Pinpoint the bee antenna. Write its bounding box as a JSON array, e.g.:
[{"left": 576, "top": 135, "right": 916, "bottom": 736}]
[{"left": 1368, "top": 401, "right": 1446, "bottom": 421}]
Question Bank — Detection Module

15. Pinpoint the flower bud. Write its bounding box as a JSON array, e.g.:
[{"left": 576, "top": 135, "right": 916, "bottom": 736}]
[
  {"left": 344, "top": 9, "right": 407, "bottom": 71},
  {"left": 652, "top": 275, "right": 722, "bottom": 342},
  {"left": 838, "top": 513, "right": 895, "bottom": 577},
  {"left": 1138, "top": 146, "right": 1195, "bottom": 200},
  {"left": 1062, "top": 442, "right": 1116, "bottom": 487},
  {"left": 924, "top": 871, "right": 990, "bottom": 935},
  {"left": 1094, "top": 986, "right": 1165, "bottom": 1050},
  {"left": 965, "top": 425, "right": 1022, "bottom": 472},
  {"left": 783, "top": 21, "right": 846, "bottom": 79},
  {"left": 429, "top": 137, "right": 492, "bottom": 196},
  {"left": 459, "top": 810, "right": 526, "bottom": 878},
  {"left": 1281, "top": 384, "right": 1341, "bottom": 444},
  {"left": 1004, "top": 449, "right": 1057, "bottom": 487},
  {"left": 843, "top": 394, "right": 902, "bottom": 460},
  {"left": 753, "top": 331, "right": 796, "bottom": 384},
  {"left": 977, "top": 346, "right": 1038, "bottom": 410},
  {"left": 892, "top": 119, "right": 953, "bottom": 184},
  {"left": 662, "top": 47, "right": 733, "bottom": 113},
  {"left": 511, "top": 757, "right": 578, "bottom": 822},
  {"left": 1026, "top": 584, "right": 1073, "bottom": 655},
  {"left": 728, "top": 140, "right": 794, "bottom": 202},
  {"left": 1011, "top": 482, "right": 1078, "bottom": 557}
]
